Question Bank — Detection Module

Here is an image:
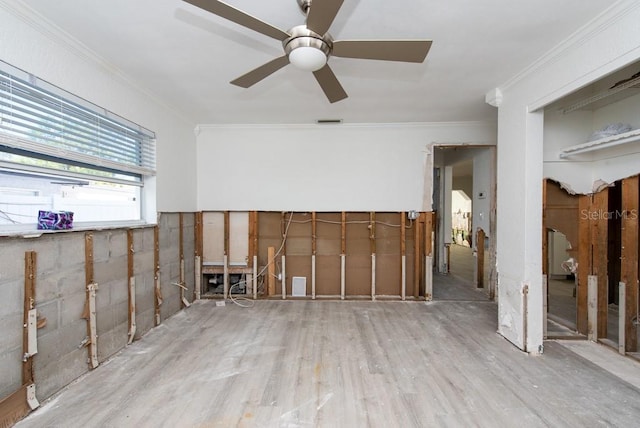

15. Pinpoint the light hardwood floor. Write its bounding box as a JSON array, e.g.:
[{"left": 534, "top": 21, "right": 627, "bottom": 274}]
[{"left": 17, "top": 299, "right": 640, "bottom": 427}]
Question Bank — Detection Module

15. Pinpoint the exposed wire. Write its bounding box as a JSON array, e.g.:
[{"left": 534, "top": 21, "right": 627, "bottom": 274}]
[
  {"left": 255, "top": 212, "right": 294, "bottom": 279},
  {"left": 227, "top": 279, "right": 255, "bottom": 308},
  {"left": 289, "top": 217, "right": 415, "bottom": 228}
]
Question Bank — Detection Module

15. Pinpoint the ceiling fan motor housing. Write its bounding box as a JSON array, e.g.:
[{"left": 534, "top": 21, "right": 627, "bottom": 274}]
[{"left": 284, "top": 25, "right": 332, "bottom": 71}]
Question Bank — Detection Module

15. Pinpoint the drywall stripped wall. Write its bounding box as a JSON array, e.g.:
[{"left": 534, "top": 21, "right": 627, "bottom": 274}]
[
  {"left": 0, "top": 1, "right": 198, "bottom": 214},
  {"left": 215, "top": 211, "right": 427, "bottom": 298},
  {"left": 195, "top": 122, "right": 496, "bottom": 212},
  {"left": 492, "top": 1, "right": 640, "bottom": 352},
  {"left": 0, "top": 213, "right": 195, "bottom": 425}
]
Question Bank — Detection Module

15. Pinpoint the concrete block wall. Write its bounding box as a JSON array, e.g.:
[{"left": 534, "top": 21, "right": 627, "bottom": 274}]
[
  {"left": 132, "top": 227, "right": 158, "bottom": 339},
  {"left": 0, "top": 212, "right": 196, "bottom": 405},
  {"left": 158, "top": 213, "right": 181, "bottom": 318}
]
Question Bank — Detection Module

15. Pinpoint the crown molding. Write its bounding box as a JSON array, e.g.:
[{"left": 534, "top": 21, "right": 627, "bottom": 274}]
[
  {"left": 0, "top": 0, "right": 193, "bottom": 126},
  {"left": 195, "top": 121, "right": 496, "bottom": 131},
  {"left": 499, "top": 0, "right": 640, "bottom": 94}
]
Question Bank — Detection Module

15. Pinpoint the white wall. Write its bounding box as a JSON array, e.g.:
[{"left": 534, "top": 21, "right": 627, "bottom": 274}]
[
  {"left": 0, "top": 1, "right": 197, "bottom": 214},
  {"left": 196, "top": 122, "right": 496, "bottom": 212},
  {"left": 472, "top": 148, "right": 492, "bottom": 240},
  {"left": 493, "top": 0, "right": 640, "bottom": 352}
]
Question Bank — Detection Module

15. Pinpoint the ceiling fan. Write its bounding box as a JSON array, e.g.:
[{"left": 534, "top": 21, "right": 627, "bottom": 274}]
[{"left": 182, "top": 0, "right": 432, "bottom": 103}]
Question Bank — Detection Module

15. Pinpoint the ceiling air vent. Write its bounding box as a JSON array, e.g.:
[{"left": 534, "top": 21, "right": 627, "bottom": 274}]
[{"left": 316, "top": 119, "right": 343, "bottom": 124}]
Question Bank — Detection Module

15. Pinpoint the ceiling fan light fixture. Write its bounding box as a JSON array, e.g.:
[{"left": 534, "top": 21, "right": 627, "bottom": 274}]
[
  {"left": 289, "top": 46, "right": 327, "bottom": 71},
  {"left": 284, "top": 25, "right": 331, "bottom": 72}
]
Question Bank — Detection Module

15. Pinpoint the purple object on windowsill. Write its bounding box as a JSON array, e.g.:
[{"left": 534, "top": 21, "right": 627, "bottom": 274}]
[{"left": 37, "top": 210, "right": 74, "bottom": 230}]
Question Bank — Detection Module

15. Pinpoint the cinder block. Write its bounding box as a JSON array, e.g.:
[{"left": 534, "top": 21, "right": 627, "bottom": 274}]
[
  {"left": 94, "top": 256, "right": 127, "bottom": 287},
  {"left": 59, "top": 291, "right": 87, "bottom": 327},
  {"left": 182, "top": 212, "right": 195, "bottom": 228},
  {"left": 141, "top": 227, "right": 156, "bottom": 252},
  {"left": 35, "top": 299, "right": 60, "bottom": 336},
  {"left": 135, "top": 275, "right": 155, "bottom": 313},
  {"left": 54, "top": 233, "right": 86, "bottom": 269},
  {"left": 0, "top": 347, "right": 22, "bottom": 399},
  {"left": 0, "top": 239, "right": 29, "bottom": 281},
  {"left": 92, "top": 232, "right": 110, "bottom": 262},
  {"left": 109, "top": 278, "right": 130, "bottom": 307},
  {"left": 0, "top": 314, "right": 23, "bottom": 357},
  {"left": 37, "top": 321, "right": 86, "bottom": 365},
  {"left": 34, "top": 346, "right": 87, "bottom": 401},
  {"left": 97, "top": 321, "right": 128, "bottom": 362},
  {"left": 108, "top": 230, "right": 128, "bottom": 259},
  {"left": 55, "top": 266, "right": 87, "bottom": 301},
  {"left": 0, "top": 279, "right": 22, "bottom": 319}
]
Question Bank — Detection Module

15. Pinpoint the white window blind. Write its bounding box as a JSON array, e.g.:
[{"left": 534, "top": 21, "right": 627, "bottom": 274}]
[{"left": 0, "top": 61, "right": 155, "bottom": 183}]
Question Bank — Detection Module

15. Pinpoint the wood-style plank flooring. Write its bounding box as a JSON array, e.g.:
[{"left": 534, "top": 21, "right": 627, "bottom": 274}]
[{"left": 17, "top": 299, "right": 640, "bottom": 427}]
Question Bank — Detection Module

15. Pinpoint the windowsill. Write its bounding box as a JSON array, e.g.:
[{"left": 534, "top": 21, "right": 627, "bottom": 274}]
[{"left": 0, "top": 220, "right": 154, "bottom": 238}]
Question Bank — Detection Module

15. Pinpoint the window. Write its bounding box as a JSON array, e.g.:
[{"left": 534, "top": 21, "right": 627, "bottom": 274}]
[{"left": 0, "top": 60, "right": 155, "bottom": 230}]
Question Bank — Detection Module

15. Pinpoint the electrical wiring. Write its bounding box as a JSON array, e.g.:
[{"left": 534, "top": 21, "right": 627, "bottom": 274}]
[
  {"left": 255, "top": 212, "right": 294, "bottom": 279},
  {"left": 227, "top": 278, "right": 255, "bottom": 308},
  {"left": 289, "top": 217, "right": 415, "bottom": 228},
  {"left": 236, "top": 212, "right": 416, "bottom": 303}
]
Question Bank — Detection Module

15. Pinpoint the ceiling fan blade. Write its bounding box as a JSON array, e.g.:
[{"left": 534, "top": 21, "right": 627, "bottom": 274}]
[
  {"left": 313, "top": 64, "right": 348, "bottom": 103},
  {"left": 332, "top": 40, "right": 433, "bottom": 63},
  {"left": 182, "top": 0, "right": 290, "bottom": 41},
  {"left": 306, "top": 0, "right": 344, "bottom": 35},
  {"left": 230, "top": 56, "right": 290, "bottom": 88}
]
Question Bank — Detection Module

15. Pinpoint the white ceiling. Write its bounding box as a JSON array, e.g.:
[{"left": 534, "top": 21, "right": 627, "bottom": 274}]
[{"left": 22, "top": 0, "right": 614, "bottom": 125}]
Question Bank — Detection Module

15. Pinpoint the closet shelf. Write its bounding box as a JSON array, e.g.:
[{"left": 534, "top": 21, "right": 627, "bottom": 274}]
[{"left": 559, "top": 128, "right": 640, "bottom": 158}]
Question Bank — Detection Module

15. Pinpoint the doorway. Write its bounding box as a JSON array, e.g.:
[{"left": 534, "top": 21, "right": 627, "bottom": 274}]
[{"left": 432, "top": 146, "right": 495, "bottom": 301}]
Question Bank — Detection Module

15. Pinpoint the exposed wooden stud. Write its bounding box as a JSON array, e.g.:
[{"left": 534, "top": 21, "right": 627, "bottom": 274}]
[
  {"left": 522, "top": 283, "right": 529, "bottom": 353},
  {"left": 592, "top": 188, "right": 608, "bottom": 338},
  {"left": 86, "top": 282, "right": 99, "bottom": 369},
  {"left": 542, "top": 179, "right": 549, "bottom": 277},
  {"left": 195, "top": 211, "right": 203, "bottom": 258},
  {"left": 154, "top": 226, "right": 162, "bottom": 326},
  {"left": 341, "top": 212, "right": 346, "bottom": 300},
  {"left": 476, "top": 228, "right": 486, "bottom": 289},
  {"left": 543, "top": 275, "right": 548, "bottom": 339},
  {"left": 83, "top": 233, "right": 99, "bottom": 369},
  {"left": 194, "top": 212, "right": 203, "bottom": 300},
  {"left": 281, "top": 214, "right": 287, "bottom": 299},
  {"left": 224, "top": 211, "right": 230, "bottom": 258},
  {"left": 340, "top": 255, "right": 346, "bottom": 300},
  {"left": 425, "top": 212, "right": 433, "bottom": 258},
  {"left": 425, "top": 212, "right": 434, "bottom": 301},
  {"left": 588, "top": 275, "right": 598, "bottom": 341},
  {"left": 370, "top": 212, "right": 376, "bottom": 301},
  {"left": 577, "top": 195, "right": 592, "bottom": 335},
  {"left": 414, "top": 213, "right": 422, "bottom": 298},
  {"left": 223, "top": 255, "right": 229, "bottom": 300},
  {"left": 179, "top": 213, "right": 186, "bottom": 309},
  {"left": 401, "top": 212, "right": 406, "bottom": 300},
  {"left": 312, "top": 212, "right": 317, "bottom": 299},
  {"left": 621, "top": 176, "right": 639, "bottom": 352},
  {"left": 127, "top": 230, "right": 136, "bottom": 345},
  {"left": 23, "top": 251, "right": 37, "bottom": 385},
  {"left": 267, "top": 246, "right": 276, "bottom": 296},
  {"left": 341, "top": 212, "right": 346, "bottom": 255},
  {"left": 311, "top": 255, "right": 316, "bottom": 300},
  {"left": 619, "top": 282, "right": 626, "bottom": 355},
  {"left": 0, "top": 385, "right": 31, "bottom": 428},
  {"left": 281, "top": 255, "right": 286, "bottom": 300},
  {"left": 253, "top": 256, "right": 258, "bottom": 300},
  {"left": 248, "top": 211, "right": 256, "bottom": 268},
  {"left": 253, "top": 211, "right": 259, "bottom": 263}
]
